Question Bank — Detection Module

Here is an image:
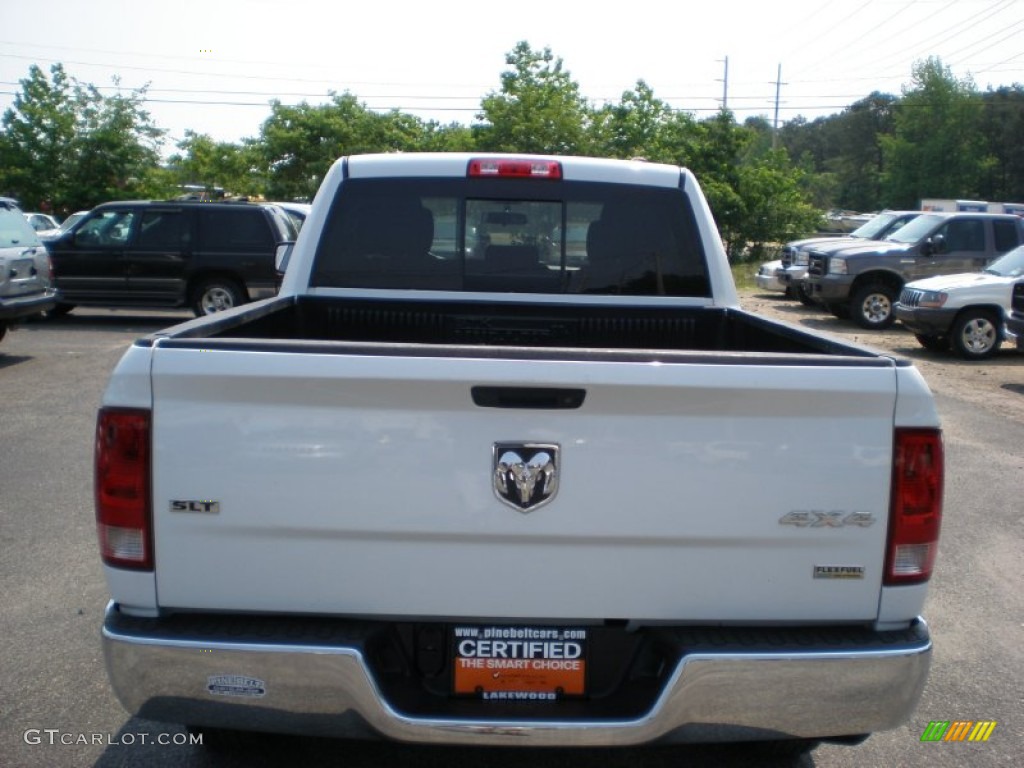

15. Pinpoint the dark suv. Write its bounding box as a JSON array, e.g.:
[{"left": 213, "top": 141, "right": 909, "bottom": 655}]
[{"left": 45, "top": 200, "right": 294, "bottom": 316}]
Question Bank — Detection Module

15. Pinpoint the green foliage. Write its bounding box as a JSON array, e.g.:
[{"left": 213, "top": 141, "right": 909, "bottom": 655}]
[
  {"left": 70, "top": 79, "right": 166, "bottom": 208},
  {"left": 976, "top": 85, "right": 1024, "bottom": 202},
  {"left": 0, "top": 64, "right": 167, "bottom": 214},
  {"left": 880, "top": 58, "right": 991, "bottom": 207},
  {"left": 777, "top": 92, "right": 897, "bottom": 211},
  {"left": 476, "top": 42, "right": 592, "bottom": 155},
  {"left": 591, "top": 80, "right": 674, "bottom": 160},
  {"left": 167, "top": 131, "right": 266, "bottom": 198},
  {"left": 0, "top": 65, "right": 76, "bottom": 211},
  {"left": 258, "top": 93, "right": 368, "bottom": 201},
  {"left": 731, "top": 151, "right": 822, "bottom": 261},
  {"left": 256, "top": 93, "right": 469, "bottom": 200}
]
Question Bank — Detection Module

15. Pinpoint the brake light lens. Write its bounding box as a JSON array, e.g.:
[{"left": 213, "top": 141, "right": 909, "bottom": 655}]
[
  {"left": 95, "top": 408, "right": 152, "bottom": 570},
  {"left": 467, "top": 158, "right": 562, "bottom": 179},
  {"left": 885, "top": 428, "right": 943, "bottom": 585}
]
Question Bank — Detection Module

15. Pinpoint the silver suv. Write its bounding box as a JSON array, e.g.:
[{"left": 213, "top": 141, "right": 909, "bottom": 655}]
[{"left": 0, "top": 198, "right": 58, "bottom": 344}]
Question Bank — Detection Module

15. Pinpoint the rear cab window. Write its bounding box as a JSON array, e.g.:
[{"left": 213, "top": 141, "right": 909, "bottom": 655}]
[{"left": 311, "top": 178, "right": 710, "bottom": 297}]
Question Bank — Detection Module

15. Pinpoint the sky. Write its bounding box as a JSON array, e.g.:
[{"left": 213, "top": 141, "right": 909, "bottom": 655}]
[{"left": 1, "top": 0, "right": 1022, "bottom": 156}]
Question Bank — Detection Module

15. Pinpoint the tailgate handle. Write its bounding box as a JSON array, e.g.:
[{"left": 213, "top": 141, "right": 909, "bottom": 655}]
[{"left": 471, "top": 386, "right": 586, "bottom": 410}]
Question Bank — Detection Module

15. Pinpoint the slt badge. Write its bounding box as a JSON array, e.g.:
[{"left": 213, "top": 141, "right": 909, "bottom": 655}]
[{"left": 492, "top": 442, "right": 559, "bottom": 513}]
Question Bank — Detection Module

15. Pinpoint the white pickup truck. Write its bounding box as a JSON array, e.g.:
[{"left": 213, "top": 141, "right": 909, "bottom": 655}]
[{"left": 97, "top": 153, "right": 943, "bottom": 754}]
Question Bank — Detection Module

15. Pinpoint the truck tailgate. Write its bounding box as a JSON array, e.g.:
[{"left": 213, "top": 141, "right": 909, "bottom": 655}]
[{"left": 150, "top": 344, "right": 897, "bottom": 622}]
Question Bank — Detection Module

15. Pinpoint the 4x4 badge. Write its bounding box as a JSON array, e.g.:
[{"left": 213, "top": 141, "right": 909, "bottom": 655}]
[
  {"left": 779, "top": 511, "right": 876, "bottom": 527},
  {"left": 492, "top": 443, "right": 559, "bottom": 513}
]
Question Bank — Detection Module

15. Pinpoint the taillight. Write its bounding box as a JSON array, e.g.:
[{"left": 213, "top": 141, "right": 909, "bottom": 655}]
[
  {"left": 467, "top": 158, "right": 562, "bottom": 179},
  {"left": 95, "top": 408, "right": 152, "bottom": 570},
  {"left": 885, "top": 428, "right": 943, "bottom": 585}
]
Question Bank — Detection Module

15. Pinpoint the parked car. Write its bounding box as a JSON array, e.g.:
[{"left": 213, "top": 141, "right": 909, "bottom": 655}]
[
  {"left": 1, "top": 199, "right": 58, "bottom": 343},
  {"left": 22, "top": 212, "right": 60, "bottom": 233},
  {"left": 37, "top": 210, "right": 88, "bottom": 240},
  {"left": 805, "top": 212, "right": 1024, "bottom": 329},
  {"left": 778, "top": 211, "right": 920, "bottom": 305},
  {"left": 895, "top": 245, "right": 1024, "bottom": 358},
  {"left": 755, "top": 259, "right": 786, "bottom": 293},
  {"left": 44, "top": 200, "right": 294, "bottom": 316},
  {"left": 271, "top": 202, "right": 311, "bottom": 234}
]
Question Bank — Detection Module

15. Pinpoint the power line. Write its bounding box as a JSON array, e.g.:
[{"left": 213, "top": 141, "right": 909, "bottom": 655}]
[
  {"left": 838, "top": 0, "right": 1016, "bottom": 76},
  {"left": 785, "top": 0, "right": 1015, "bottom": 87},
  {"left": 945, "top": 17, "right": 1024, "bottom": 65}
]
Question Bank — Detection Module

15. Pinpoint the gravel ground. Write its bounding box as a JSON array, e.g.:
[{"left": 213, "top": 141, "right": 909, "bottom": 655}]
[{"left": 739, "top": 290, "right": 1024, "bottom": 424}]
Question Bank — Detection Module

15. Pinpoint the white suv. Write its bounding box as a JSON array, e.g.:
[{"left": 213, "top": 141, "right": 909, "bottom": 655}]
[
  {"left": 0, "top": 198, "right": 58, "bottom": 343},
  {"left": 894, "top": 244, "right": 1024, "bottom": 359}
]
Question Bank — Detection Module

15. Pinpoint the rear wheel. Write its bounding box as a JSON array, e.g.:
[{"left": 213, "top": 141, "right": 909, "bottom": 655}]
[
  {"left": 915, "top": 334, "right": 949, "bottom": 353},
  {"left": 191, "top": 277, "right": 245, "bottom": 316},
  {"left": 951, "top": 310, "right": 1001, "bottom": 359},
  {"left": 850, "top": 282, "right": 897, "bottom": 330}
]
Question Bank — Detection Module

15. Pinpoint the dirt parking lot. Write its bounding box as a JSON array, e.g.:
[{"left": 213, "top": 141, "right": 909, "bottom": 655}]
[{"left": 740, "top": 290, "right": 1024, "bottom": 424}]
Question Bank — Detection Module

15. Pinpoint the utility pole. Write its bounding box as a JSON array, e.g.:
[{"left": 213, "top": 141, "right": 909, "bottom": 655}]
[
  {"left": 716, "top": 56, "right": 729, "bottom": 111},
  {"left": 772, "top": 63, "right": 786, "bottom": 149}
]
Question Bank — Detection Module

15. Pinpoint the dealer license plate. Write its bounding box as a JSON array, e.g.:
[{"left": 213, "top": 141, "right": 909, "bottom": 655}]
[{"left": 452, "top": 625, "right": 587, "bottom": 700}]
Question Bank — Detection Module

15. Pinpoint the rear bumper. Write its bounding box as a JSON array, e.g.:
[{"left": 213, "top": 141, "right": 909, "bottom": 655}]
[
  {"left": 102, "top": 602, "right": 931, "bottom": 746},
  {"left": 0, "top": 288, "right": 58, "bottom": 320},
  {"left": 754, "top": 271, "right": 785, "bottom": 292}
]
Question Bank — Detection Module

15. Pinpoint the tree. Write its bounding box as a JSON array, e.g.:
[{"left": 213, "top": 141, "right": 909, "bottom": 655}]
[
  {"left": 977, "top": 85, "right": 1024, "bottom": 202},
  {"left": 880, "top": 58, "right": 990, "bottom": 207},
  {"left": 731, "top": 151, "right": 822, "bottom": 259},
  {"left": 258, "top": 93, "right": 451, "bottom": 200},
  {"left": 476, "top": 42, "right": 591, "bottom": 154},
  {"left": 68, "top": 79, "right": 167, "bottom": 209},
  {"left": 0, "top": 64, "right": 76, "bottom": 211},
  {"left": 0, "top": 64, "right": 167, "bottom": 214},
  {"left": 778, "top": 92, "right": 898, "bottom": 211},
  {"left": 168, "top": 131, "right": 266, "bottom": 198},
  {"left": 591, "top": 80, "right": 673, "bottom": 160},
  {"left": 682, "top": 111, "right": 749, "bottom": 256},
  {"left": 827, "top": 93, "right": 897, "bottom": 210},
  {"left": 259, "top": 94, "right": 372, "bottom": 201},
  {"left": 416, "top": 121, "right": 476, "bottom": 153}
]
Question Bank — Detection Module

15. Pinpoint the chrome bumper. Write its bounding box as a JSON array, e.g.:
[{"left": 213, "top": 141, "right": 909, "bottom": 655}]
[{"left": 102, "top": 602, "right": 931, "bottom": 746}]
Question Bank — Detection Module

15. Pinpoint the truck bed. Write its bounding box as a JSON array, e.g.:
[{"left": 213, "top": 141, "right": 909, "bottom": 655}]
[{"left": 150, "top": 294, "right": 891, "bottom": 364}]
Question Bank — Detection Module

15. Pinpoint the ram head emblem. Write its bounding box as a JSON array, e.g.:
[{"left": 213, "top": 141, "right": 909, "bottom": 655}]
[{"left": 492, "top": 443, "right": 560, "bottom": 513}]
